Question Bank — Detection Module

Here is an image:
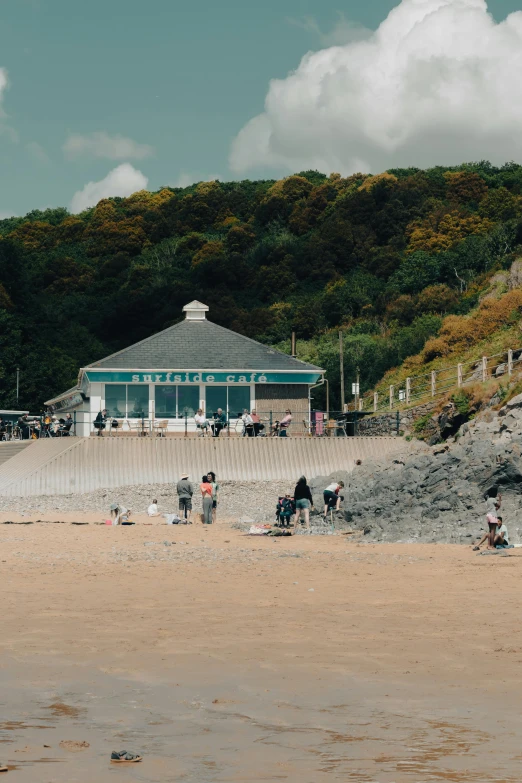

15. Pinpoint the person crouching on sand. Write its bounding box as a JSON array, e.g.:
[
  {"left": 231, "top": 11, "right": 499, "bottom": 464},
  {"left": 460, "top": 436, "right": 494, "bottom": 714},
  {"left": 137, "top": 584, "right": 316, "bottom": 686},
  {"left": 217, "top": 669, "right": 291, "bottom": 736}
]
[{"left": 323, "top": 481, "right": 344, "bottom": 516}]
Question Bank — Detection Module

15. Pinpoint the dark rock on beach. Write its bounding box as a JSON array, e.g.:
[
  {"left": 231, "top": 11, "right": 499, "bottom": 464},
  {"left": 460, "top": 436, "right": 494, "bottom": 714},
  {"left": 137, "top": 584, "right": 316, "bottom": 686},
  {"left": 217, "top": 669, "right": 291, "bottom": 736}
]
[{"left": 313, "top": 403, "right": 522, "bottom": 545}]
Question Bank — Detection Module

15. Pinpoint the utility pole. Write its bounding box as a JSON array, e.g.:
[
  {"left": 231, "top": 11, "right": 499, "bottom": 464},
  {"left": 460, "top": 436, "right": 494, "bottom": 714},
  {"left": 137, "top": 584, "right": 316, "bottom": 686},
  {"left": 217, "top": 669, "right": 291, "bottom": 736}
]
[
  {"left": 339, "top": 330, "right": 344, "bottom": 413},
  {"left": 356, "top": 366, "right": 360, "bottom": 411},
  {"left": 16, "top": 368, "right": 19, "bottom": 403}
]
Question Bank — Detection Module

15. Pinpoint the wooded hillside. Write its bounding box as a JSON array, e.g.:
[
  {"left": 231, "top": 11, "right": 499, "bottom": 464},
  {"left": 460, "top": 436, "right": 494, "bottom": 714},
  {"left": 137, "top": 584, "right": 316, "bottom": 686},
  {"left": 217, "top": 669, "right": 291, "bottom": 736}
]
[{"left": 1, "top": 161, "right": 522, "bottom": 410}]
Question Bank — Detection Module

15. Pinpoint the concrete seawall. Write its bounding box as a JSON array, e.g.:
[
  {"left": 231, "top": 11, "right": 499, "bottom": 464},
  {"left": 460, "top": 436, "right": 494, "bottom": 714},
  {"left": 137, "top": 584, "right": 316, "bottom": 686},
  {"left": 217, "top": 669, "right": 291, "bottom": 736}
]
[{"left": 0, "top": 436, "right": 407, "bottom": 497}]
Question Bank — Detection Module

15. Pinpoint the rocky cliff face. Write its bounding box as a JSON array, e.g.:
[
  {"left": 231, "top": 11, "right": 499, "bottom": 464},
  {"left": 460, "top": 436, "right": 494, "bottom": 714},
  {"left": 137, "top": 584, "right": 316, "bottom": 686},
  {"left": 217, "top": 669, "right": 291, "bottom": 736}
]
[{"left": 311, "top": 395, "right": 522, "bottom": 544}]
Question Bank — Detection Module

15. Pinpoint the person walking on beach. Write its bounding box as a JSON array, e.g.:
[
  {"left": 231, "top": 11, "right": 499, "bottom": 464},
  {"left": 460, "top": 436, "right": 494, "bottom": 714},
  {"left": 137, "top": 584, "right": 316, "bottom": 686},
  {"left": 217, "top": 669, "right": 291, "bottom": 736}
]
[
  {"left": 294, "top": 475, "right": 313, "bottom": 530},
  {"left": 323, "top": 481, "right": 344, "bottom": 516},
  {"left": 200, "top": 475, "right": 213, "bottom": 524},
  {"left": 207, "top": 471, "right": 220, "bottom": 522},
  {"left": 176, "top": 472, "right": 194, "bottom": 523}
]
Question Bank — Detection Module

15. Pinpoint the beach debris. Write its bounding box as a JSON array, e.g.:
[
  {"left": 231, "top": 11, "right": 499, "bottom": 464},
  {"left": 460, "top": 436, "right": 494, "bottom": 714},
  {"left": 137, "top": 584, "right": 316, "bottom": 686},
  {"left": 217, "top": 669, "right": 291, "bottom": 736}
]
[
  {"left": 110, "top": 750, "right": 143, "bottom": 763},
  {"left": 59, "top": 740, "right": 90, "bottom": 752}
]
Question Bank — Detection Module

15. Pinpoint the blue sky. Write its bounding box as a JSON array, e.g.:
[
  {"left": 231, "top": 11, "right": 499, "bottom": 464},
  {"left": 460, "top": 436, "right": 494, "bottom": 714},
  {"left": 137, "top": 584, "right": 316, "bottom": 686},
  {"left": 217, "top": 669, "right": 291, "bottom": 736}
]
[{"left": 0, "top": 0, "right": 520, "bottom": 216}]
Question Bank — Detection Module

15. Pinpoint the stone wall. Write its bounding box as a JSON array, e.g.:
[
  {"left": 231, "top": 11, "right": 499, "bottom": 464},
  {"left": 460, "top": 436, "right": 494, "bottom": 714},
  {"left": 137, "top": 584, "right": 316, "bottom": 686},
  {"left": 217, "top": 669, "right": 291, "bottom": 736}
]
[{"left": 358, "top": 400, "right": 438, "bottom": 436}]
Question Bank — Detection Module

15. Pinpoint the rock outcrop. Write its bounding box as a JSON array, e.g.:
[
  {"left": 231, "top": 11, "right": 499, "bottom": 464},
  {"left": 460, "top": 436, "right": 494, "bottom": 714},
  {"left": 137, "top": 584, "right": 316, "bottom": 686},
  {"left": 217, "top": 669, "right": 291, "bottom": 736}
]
[{"left": 312, "top": 403, "right": 522, "bottom": 544}]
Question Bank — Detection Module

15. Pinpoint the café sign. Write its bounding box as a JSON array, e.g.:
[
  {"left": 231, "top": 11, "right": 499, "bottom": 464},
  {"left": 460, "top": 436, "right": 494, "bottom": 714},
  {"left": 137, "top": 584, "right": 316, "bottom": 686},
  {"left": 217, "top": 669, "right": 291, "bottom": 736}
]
[{"left": 85, "top": 371, "right": 321, "bottom": 385}]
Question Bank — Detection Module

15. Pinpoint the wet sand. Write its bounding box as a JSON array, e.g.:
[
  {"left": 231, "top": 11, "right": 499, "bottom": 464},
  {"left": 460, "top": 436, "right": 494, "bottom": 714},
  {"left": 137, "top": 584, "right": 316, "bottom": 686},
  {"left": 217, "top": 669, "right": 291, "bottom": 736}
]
[{"left": 1, "top": 520, "right": 522, "bottom": 781}]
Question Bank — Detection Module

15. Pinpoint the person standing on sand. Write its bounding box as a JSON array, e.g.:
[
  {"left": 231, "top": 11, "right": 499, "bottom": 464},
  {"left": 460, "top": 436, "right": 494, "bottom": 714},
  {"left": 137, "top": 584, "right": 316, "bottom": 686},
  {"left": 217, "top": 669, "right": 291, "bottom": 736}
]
[
  {"left": 207, "top": 471, "right": 220, "bottom": 523},
  {"left": 177, "top": 472, "right": 194, "bottom": 523},
  {"left": 200, "top": 475, "right": 213, "bottom": 524},
  {"left": 294, "top": 476, "right": 313, "bottom": 530},
  {"left": 486, "top": 493, "right": 501, "bottom": 548}
]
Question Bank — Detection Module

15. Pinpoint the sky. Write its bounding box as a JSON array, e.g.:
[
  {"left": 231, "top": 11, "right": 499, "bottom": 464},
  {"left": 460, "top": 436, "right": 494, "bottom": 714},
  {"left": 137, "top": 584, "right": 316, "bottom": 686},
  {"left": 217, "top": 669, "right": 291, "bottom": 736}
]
[{"left": 0, "top": 0, "right": 521, "bottom": 216}]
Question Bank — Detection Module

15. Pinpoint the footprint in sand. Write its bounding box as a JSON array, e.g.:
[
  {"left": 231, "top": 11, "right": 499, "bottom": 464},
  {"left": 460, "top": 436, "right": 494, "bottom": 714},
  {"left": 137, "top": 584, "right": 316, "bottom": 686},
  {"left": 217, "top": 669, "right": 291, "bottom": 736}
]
[{"left": 59, "top": 741, "right": 90, "bottom": 752}]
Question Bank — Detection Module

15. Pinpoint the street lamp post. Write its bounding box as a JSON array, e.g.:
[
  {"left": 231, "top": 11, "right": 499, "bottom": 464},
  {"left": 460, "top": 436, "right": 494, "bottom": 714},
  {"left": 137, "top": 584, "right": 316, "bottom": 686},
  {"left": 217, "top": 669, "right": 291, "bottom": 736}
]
[{"left": 339, "top": 330, "right": 344, "bottom": 413}]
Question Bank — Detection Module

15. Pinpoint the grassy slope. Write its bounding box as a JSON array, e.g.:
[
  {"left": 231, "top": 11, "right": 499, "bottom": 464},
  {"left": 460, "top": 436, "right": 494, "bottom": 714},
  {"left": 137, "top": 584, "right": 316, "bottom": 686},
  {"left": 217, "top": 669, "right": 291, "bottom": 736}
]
[{"left": 369, "top": 275, "right": 522, "bottom": 406}]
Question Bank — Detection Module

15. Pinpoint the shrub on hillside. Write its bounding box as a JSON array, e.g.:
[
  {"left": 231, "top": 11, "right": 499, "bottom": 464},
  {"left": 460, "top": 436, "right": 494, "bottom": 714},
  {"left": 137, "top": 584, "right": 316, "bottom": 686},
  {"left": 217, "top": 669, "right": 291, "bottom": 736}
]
[{"left": 422, "top": 289, "right": 522, "bottom": 358}]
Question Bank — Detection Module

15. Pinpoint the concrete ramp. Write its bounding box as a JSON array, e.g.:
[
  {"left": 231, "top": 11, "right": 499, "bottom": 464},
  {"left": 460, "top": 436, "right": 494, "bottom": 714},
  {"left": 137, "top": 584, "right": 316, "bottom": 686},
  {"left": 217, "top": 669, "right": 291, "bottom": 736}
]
[
  {"left": 0, "top": 436, "right": 406, "bottom": 497},
  {"left": 0, "top": 441, "right": 31, "bottom": 467},
  {"left": 0, "top": 438, "right": 82, "bottom": 496}
]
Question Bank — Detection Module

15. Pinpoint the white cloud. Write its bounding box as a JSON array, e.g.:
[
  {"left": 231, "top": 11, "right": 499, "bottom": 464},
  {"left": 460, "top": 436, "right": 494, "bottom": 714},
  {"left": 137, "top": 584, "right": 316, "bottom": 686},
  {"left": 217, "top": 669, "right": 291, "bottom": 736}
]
[
  {"left": 63, "top": 131, "right": 153, "bottom": 160},
  {"left": 69, "top": 163, "right": 148, "bottom": 213},
  {"left": 0, "top": 68, "right": 17, "bottom": 142},
  {"left": 287, "top": 13, "right": 372, "bottom": 46},
  {"left": 26, "top": 141, "right": 50, "bottom": 164},
  {"left": 231, "top": 0, "right": 522, "bottom": 176},
  {"left": 172, "top": 172, "right": 223, "bottom": 188}
]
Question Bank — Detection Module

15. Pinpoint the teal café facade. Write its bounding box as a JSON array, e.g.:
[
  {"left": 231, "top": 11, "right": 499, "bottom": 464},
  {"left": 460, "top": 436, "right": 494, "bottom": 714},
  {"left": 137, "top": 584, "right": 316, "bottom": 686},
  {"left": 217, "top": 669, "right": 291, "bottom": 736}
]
[{"left": 46, "top": 301, "right": 324, "bottom": 436}]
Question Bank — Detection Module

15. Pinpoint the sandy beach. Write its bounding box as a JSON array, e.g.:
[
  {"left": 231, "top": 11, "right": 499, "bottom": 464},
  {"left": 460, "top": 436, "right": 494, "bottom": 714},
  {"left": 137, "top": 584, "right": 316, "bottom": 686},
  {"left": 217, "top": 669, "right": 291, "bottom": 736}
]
[{"left": 0, "top": 517, "right": 521, "bottom": 782}]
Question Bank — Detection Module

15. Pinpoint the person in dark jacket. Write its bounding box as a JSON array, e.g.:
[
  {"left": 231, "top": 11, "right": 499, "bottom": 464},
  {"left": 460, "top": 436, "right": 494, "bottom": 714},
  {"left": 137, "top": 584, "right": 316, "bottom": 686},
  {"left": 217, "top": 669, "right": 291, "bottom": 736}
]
[
  {"left": 276, "top": 495, "right": 295, "bottom": 527},
  {"left": 294, "top": 475, "right": 313, "bottom": 530},
  {"left": 94, "top": 409, "right": 107, "bottom": 436}
]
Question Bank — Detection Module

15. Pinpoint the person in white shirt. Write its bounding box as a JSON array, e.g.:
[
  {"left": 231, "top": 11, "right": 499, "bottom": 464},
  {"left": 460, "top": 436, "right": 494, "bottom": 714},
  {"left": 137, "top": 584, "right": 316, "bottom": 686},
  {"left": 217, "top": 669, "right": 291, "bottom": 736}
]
[
  {"left": 242, "top": 410, "right": 254, "bottom": 437},
  {"left": 195, "top": 408, "right": 209, "bottom": 436},
  {"left": 147, "top": 499, "right": 159, "bottom": 517},
  {"left": 495, "top": 517, "right": 509, "bottom": 547},
  {"left": 474, "top": 514, "right": 509, "bottom": 550},
  {"left": 323, "top": 481, "right": 345, "bottom": 515}
]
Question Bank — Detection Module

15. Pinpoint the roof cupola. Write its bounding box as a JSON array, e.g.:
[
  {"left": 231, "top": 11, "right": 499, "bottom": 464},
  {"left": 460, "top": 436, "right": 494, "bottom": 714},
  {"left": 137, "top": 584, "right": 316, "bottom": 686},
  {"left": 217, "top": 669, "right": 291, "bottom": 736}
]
[{"left": 183, "top": 300, "right": 209, "bottom": 321}]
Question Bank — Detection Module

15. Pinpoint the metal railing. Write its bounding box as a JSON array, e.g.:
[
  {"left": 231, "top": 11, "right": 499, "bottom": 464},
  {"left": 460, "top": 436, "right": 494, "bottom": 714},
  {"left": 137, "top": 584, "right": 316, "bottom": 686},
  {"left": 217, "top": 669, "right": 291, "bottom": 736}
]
[{"left": 17, "top": 410, "right": 390, "bottom": 439}]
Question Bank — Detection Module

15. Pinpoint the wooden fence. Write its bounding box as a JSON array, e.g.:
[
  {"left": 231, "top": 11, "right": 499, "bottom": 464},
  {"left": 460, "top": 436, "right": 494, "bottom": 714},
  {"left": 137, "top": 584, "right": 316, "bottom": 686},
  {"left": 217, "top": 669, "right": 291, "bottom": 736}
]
[{"left": 357, "top": 347, "right": 521, "bottom": 414}]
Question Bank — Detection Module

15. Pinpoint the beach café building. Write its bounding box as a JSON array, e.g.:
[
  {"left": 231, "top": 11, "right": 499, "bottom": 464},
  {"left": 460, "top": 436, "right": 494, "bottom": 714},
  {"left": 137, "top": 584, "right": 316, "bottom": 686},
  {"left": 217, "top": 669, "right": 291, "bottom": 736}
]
[{"left": 45, "top": 301, "right": 324, "bottom": 437}]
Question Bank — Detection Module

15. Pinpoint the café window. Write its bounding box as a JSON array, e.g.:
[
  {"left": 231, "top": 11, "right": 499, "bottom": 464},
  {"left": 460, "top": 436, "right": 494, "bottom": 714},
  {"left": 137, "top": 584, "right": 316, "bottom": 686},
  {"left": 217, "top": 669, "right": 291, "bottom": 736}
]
[
  {"left": 206, "top": 386, "right": 250, "bottom": 418},
  {"left": 155, "top": 386, "right": 199, "bottom": 418},
  {"left": 105, "top": 385, "right": 149, "bottom": 418}
]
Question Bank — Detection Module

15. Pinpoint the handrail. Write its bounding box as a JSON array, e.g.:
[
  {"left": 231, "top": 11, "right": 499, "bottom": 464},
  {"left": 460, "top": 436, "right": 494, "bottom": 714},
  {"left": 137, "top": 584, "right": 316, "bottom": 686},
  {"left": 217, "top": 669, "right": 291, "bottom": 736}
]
[{"left": 359, "top": 346, "right": 520, "bottom": 416}]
